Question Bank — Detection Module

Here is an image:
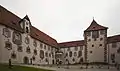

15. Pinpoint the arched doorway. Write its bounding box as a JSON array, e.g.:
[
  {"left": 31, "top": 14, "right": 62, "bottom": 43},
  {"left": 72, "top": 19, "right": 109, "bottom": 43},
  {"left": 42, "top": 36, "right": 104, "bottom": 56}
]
[{"left": 23, "top": 56, "right": 29, "bottom": 64}]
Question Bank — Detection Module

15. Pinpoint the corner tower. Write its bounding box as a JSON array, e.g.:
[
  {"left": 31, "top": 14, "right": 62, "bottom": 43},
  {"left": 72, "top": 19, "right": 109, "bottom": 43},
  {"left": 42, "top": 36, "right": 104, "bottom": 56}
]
[{"left": 84, "top": 19, "right": 108, "bottom": 63}]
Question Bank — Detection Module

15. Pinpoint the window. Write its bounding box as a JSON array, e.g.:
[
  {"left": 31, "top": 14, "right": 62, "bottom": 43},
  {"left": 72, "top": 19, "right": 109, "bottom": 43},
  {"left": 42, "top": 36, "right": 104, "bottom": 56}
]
[
  {"left": 34, "top": 49, "right": 37, "bottom": 55},
  {"left": 74, "top": 52, "right": 77, "bottom": 56},
  {"left": 26, "top": 46, "right": 31, "bottom": 53},
  {"left": 40, "top": 50, "right": 44, "bottom": 59},
  {"left": 5, "top": 41, "right": 12, "bottom": 50},
  {"left": 45, "top": 52, "right": 48, "bottom": 57},
  {"left": 45, "top": 58, "right": 48, "bottom": 62},
  {"left": 90, "top": 51, "right": 92, "bottom": 53},
  {"left": 65, "top": 53, "right": 68, "bottom": 57},
  {"left": 72, "top": 58, "right": 75, "bottom": 62},
  {"left": 100, "top": 30, "right": 105, "bottom": 35},
  {"left": 112, "top": 43, "right": 117, "bottom": 48},
  {"left": 78, "top": 51, "right": 82, "bottom": 57},
  {"left": 49, "top": 53, "right": 51, "bottom": 57},
  {"left": 33, "top": 40, "right": 37, "bottom": 47},
  {"left": 74, "top": 47, "right": 78, "bottom": 51},
  {"left": 26, "top": 27, "right": 29, "bottom": 33},
  {"left": 100, "top": 38, "right": 103, "bottom": 41},
  {"left": 92, "top": 31, "right": 99, "bottom": 38},
  {"left": 80, "top": 46, "right": 83, "bottom": 50},
  {"left": 40, "top": 43, "right": 43, "bottom": 49},
  {"left": 86, "top": 32, "right": 91, "bottom": 36},
  {"left": 99, "top": 44, "right": 102, "bottom": 46},
  {"left": 94, "top": 38, "right": 97, "bottom": 41},
  {"left": 17, "top": 45, "right": 23, "bottom": 52},
  {"left": 117, "top": 48, "right": 120, "bottom": 53},
  {"left": 67, "top": 48, "right": 70, "bottom": 51},
  {"left": 111, "top": 53, "right": 115, "bottom": 60},
  {"left": 92, "top": 44, "right": 94, "bottom": 47},
  {"left": 3, "top": 28, "right": 11, "bottom": 38},
  {"left": 88, "top": 39, "right": 91, "bottom": 41},
  {"left": 11, "top": 51, "right": 16, "bottom": 59},
  {"left": 52, "top": 52, "right": 54, "bottom": 58},
  {"left": 25, "top": 37, "right": 29, "bottom": 44},
  {"left": 32, "top": 56, "right": 35, "bottom": 61},
  {"left": 69, "top": 51, "right": 72, "bottom": 57},
  {"left": 12, "top": 31, "right": 22, "bottom": 45},
  {"left": 44, "top": 44, "right": 46, "bottom": 49},
  {"left": 48, "top": 46, "right": 51, "bottom": 51}
]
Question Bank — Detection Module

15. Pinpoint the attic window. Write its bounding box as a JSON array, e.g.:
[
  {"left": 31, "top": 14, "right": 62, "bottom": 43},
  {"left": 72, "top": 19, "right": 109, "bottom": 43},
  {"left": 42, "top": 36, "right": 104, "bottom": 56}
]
[
  {"left": 26, "top": 27, "right": 28, "bottom": 33},
  {"left": 93, "top": 27, "right": 95, "bottom": 28}
]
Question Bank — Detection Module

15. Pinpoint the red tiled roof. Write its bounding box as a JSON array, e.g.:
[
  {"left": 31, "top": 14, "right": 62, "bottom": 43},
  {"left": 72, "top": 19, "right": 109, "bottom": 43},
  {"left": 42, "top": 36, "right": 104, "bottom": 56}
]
[
  {"left": 85, "top": 19, "right": 108, "bottom": 32},
  {"left": 30, "top": 26, "right": 57, "bottom": 47},
  {"left": 0, "top": 5, "right": 57, "bottom": 47},
  {"left": 107, "top": 35, "right": 120, "bottom": 43},
  {"left": 0, "top": 5, "right": 23, "bottom": 32},
  {"left": 59, "top": 40, "right": 84, "bottom": 47}
]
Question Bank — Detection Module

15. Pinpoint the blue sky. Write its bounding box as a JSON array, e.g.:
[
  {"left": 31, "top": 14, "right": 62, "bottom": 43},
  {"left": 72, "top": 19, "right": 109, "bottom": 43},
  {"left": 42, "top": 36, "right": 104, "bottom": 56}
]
[{"left": 1, "top": 0, "right": 120, "bottom": 42}]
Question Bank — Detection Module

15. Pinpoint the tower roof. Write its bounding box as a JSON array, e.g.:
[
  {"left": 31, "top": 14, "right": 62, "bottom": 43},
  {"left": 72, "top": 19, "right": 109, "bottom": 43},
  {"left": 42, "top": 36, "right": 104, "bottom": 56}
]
[{"left": 84, "top": 19, "right": 108, "bottom": 32}]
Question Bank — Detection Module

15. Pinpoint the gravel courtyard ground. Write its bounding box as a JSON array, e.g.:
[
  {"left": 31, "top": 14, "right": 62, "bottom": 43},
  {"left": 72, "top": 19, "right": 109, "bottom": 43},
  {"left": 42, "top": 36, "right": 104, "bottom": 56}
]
[{"left": 17, "top": 64, "right": 120, "bottom": 71}]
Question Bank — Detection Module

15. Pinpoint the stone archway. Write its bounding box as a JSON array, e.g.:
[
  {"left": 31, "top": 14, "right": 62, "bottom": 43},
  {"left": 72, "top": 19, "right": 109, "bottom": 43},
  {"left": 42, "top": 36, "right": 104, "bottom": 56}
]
[{"left": 23, "top": 56, "right": 29, "bottom": 64}]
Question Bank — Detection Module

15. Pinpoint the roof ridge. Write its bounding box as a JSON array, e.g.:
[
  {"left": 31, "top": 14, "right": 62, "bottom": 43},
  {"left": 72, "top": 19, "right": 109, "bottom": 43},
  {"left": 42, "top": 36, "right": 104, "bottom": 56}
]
[{"left": 59, "top": 40, "right": 84, "bottom": 44}]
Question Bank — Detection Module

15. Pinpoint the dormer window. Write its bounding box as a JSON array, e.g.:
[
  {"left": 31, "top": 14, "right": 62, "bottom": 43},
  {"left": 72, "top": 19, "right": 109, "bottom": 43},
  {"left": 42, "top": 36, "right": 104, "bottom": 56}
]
[{"left": 26, "top": 27, "right": 29, "bottom": 33}]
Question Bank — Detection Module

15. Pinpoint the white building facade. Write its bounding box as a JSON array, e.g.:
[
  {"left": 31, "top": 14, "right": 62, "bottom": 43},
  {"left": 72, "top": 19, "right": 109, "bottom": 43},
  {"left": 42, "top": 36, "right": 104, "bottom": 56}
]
[
  {"left": 0, "top": 5, "right": 57, "bottom": 65},
  {"left": 0, "top": 5, "right": 120, "bottom": 65}
]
